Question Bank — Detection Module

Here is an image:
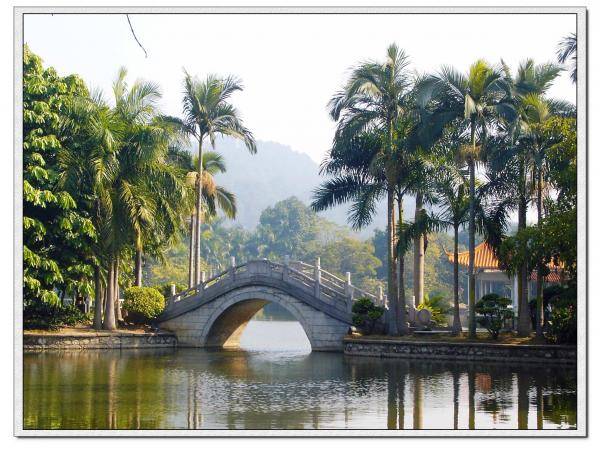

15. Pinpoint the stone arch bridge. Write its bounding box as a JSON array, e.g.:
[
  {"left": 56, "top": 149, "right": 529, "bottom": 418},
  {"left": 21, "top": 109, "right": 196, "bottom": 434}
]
[{"left": 157, "top": 258, "right": 387, "bottom": 351}]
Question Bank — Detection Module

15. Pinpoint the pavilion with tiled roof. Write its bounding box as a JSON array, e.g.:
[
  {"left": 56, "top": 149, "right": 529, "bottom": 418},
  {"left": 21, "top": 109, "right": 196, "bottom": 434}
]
[{"left": 446, "top": 242, "right": 563, "bottom": 313}]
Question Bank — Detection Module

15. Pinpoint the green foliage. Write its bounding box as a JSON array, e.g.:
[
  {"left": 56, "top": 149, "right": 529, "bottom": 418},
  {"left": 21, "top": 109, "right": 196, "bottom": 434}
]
[
  {"left": 417, "top": 293, "right": 452, "bottom": 326},
  {"left": 544, "top": 284, "right": 577, "bottom": 344},
  {"left": 475, "top": 294, "right": 513, "bottom": 339},
  {"left": 152, "top": 282, "right": 187, "bottom": 300},
  {"left": 23, "top": 302, "right": 88, "bottom": 330},
  {"left": 23, "top": 45, "right": 96, "bottom": 306},
  {"left": 352, "top": 297, "right": 384, "bottom": 335},
  {"left": 123, "top": 287, "right": 165, "bottom": 322}
]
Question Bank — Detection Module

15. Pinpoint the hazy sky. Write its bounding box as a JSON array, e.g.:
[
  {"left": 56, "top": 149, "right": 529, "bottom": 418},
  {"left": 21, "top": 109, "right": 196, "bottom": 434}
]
[{"left": 24, "top": 13, "right": 576, "bottom": 163}]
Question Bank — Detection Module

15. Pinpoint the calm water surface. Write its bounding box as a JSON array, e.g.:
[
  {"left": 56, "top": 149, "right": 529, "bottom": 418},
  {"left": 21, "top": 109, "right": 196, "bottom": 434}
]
[{"left": 24, "top": 321, "right": 577, "bottom": 430}]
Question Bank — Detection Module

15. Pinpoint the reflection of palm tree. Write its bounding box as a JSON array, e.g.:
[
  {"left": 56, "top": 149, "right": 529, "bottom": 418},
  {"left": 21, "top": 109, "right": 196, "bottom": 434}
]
[
  {"left": 413, "top": 376, "right": 423, "bottom": 429},
  {"left": 453, "top": 369, "right": 460, "bottom": 429},
  {"left": 468, "top": 369, "right": 476, "bottom": 430},
  {"left": 517, "top": 372, "right": 530, "bottom": 429}
]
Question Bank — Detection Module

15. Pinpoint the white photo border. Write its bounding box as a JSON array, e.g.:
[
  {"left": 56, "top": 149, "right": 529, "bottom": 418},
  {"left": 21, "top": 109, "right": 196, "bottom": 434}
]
[{"left": 13, "top": 5, "right": 587, "bottom": 437}]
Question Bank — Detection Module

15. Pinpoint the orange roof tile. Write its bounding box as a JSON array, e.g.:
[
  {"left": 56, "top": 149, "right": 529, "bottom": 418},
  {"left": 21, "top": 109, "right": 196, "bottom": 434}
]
[{"left": 446, "top": 242, "right": 564, "bottom": 282}]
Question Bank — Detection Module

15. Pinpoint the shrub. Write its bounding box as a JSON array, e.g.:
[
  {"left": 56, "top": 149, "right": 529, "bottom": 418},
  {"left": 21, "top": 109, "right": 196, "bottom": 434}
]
[
  {"left": 24, "top": 301, "right": 88, "bottom": 330},
  {"left": 475, "top": 294, "right": 513, "bottom": 339},
  {"left": 153, "top": 282, "right": 187, "bottom": 300},
  {"left": 123, "top": 287, "right": 165, "bottom": 323},
  {"left": 352, "top": 297, "right": 384, "bottom": 335},
  {"left": 545, "top": 283, "right": 577, "bottom": 344},
  {"left": 417, "top": 293, "right": 451, "bottom": 326}
]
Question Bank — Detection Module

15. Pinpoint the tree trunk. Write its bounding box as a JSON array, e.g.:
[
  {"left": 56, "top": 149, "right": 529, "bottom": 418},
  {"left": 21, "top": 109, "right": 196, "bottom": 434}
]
[
  {"left": 193, "top": 137, "right": 204, "bottom": 286},
  {"left": 114, "top": 255, "right": 122, "bottom": 323},
  {"left": 452, "top": 222, "right": 462, "bottom": 335},
  {"left": 453, "top": 368, "right": 460, "bottom": 429},
  {"left": 467, "top": 159, "right": 476, "bottom": 336},
  {"left": 134, "top": 246, "right": 143, "bottom": 287},
  {"left": 535, "top": 169, "right": 544, "bottom": 337},
  {"left": 397, "top": 194, "right": 408, "bottom": 335},
  {"left": 517, "top": 158, "right": 531, "bottom": 337},
  {"left": 93, "top": 265, "right": 104, "bottom": 330},
  {"left": 188, "top": 211, "right": 196, "bottom": 288},
  {"left": 386, "top": 188, "right": 399, "bottom": 335},
  {"left": 468, "top": 369, "right": 475, "bottom": 430},
  {"left": 413, "top": 193, "right": 425, "bottom": 306},
  {"left": 103, "top": 258, "right": 116, "bottom": 330}
]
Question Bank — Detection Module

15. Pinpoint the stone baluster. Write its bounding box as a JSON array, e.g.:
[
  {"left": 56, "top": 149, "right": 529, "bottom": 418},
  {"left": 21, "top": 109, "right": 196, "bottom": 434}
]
[
  {"left": 283, "top": 255, "right": 290, "bottom": 281},
  {"left": 199, "top": 271, "right": 206, "bottom": 295},
  {"left": 230, "top": 256, "right": 236, "bottom": 280},
  {"left": 314, "top": 257, "right": 321, "bottom": 297},
  {"left": 345, "top": 272, "right": 354, "bottom": 312}
]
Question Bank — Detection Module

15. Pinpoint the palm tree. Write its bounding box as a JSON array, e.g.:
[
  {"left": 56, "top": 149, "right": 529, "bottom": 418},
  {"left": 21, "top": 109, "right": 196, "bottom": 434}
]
[
  {"left": 499, "top": 60, "right": 563, "bottom": 336},
  {"left": 178, "top": 72, "right": 256, "bottom": 287},
  {"left": 326, "top": 44, "right": 412, "bottom": 335},
  {"left": 168, "top": 147, "right": 237, "bottom": 285},
  {"left": 416, "top": 60, "right": 514, "bottom": 338},
  {"left": 60, "top": 69, "right": 191, "bottom": 329},
  {"left": 557, "top": 33, "right": 577, "bottom": 83},
  {"left": 436, "top": 169, "right": 469, "bottom": 335}
]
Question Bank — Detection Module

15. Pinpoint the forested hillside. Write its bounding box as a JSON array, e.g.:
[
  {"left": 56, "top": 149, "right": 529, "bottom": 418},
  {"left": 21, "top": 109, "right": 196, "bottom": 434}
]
[{"left": 145, "top": 197, "right": 458, "bottom": 302}]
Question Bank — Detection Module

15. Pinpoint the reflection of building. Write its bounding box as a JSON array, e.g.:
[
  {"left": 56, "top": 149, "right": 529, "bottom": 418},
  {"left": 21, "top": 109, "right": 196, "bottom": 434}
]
[{"left": 446, "top": 243, "right": 562, "bottom": 315}]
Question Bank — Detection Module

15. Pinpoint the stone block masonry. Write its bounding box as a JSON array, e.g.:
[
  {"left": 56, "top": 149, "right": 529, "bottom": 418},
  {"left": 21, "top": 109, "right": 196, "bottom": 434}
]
[
  {"left": 344, "top": 338, "right": 576, "bottom": 364},
  {"left": 24, "top": 331, "right": 177, "bottom": 351}
]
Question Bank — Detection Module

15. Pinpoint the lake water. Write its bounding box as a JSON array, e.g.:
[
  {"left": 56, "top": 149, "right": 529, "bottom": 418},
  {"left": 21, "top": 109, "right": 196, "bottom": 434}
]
[{"left": 23, "top": 320, "right": 577, "bottom": 430}]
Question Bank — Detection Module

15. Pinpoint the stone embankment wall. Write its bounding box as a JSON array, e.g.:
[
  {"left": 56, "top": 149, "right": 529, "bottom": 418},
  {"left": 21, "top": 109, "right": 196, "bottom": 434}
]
[
  {"left": 24, "top": 332, "right": 177, "bottom": 351},
  {"left": 344, "top": 338, "right": 576, "bottom": 364}
]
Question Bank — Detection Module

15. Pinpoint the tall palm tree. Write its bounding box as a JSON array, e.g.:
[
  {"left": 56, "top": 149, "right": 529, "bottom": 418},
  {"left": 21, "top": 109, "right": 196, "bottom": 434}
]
[
  {"left": 416, "top": 60, "right": 514, "bottom": 338},
  {"left": 326, "top": 43, "right": 412, "bottom": 335},
  {"left": 436, "top": 169, "right": 469, "bottom": 335},
  {"left": 178, "top": 72, "right": 256, "bottom": 287},
  {"left": 500, "top": 60, "right": 562, "bottom": 336}
]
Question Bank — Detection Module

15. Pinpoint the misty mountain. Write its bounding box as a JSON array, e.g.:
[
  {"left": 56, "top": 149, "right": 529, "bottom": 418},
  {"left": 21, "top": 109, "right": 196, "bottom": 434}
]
[{"left": 203, "top": 137, "right": 416, "bottom": 236}]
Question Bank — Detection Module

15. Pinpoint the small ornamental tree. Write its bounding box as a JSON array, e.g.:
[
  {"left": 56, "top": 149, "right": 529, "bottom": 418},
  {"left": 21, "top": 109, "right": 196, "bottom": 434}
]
[
  {"left": 352, "top": 297, "right": 384, "bottom": 335},
  {"left": 475, "top": 294, "right": 513, "bottom": 339},
  {"left": 123, "top": 287, "right": 165, "bottom": 323}
]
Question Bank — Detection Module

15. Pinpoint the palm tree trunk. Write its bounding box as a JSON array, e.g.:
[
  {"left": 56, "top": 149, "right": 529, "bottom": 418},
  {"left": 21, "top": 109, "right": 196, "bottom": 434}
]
[
  {"left": 452, "top": 222, "right": 462, "bottom": 335},
  {"left": 386, "top": 188, "right": 399, "bottom": 336},
  {"left": 114, "top": 255, "right": 122, "bottom": 323},
  {"left": 134, "top": 247, "right": 143, "bottom": 287},
  {"left": 535, "top": 170, "right": 544, "bottom": 337},
  {"left": 517, "top": 158, "right": 531, "bottom": 337},
  {"left": 193, "top": 137, "right": 204, "bottom": 286},
  {"left": 103, "top": 258, "right": 116, "bottom": 330},
  {"left": 397, "top": 194, "right": 409, "bottom": 335},
  {"left": 93, "top": 265, "right": 104, "bottom": 330},
  {"left": 188, "top": 211, "right": 196, "bottom": 288},
  {"left": 413, "top": 193, "right": 425, "bottom": 306}
]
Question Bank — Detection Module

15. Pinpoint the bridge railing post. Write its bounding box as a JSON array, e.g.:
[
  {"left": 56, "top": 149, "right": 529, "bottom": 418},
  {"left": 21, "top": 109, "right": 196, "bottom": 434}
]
[
  {"left": 345, "top": 272, "right": 354, "bottom": 312},
  {"left": 378, "top": 285, "right": 384, "bottom": 307},
  {"left": 314, "top": 257, "right": 321, "bottom": 297},
  {"left": 283, "top": 255, "right": 290, "bottom": 281},
  {"left": 199, "top": 271, "right": 206, "bottom": 296},
  {"left": 229, "top": 256, "right": 236, "bottom": 280}
]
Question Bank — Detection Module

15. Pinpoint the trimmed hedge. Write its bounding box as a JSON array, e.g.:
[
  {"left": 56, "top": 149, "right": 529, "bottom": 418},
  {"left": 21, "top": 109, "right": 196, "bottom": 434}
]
[{"left": 123, "top": 287, "right": 165, "bottom": 323}]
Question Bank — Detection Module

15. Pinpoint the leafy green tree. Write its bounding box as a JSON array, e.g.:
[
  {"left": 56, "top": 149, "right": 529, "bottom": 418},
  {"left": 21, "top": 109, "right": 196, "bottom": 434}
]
[
  {"left": 251, "top": 197, "right": 318, "bottom": 260},
  {"left": 23, "top": 46, "right": 96, "bottom": 307}
]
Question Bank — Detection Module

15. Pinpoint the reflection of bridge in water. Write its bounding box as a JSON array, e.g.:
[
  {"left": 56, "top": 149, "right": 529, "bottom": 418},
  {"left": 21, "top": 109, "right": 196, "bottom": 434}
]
[{"left": 157, "top": 258, "right": 386, "bottom": 351}]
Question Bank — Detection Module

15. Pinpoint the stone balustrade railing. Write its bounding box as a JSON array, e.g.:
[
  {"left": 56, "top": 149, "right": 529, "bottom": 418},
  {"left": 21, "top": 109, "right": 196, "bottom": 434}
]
[{"left": 165, "top": 257, "right": 387, "bottom": 312}]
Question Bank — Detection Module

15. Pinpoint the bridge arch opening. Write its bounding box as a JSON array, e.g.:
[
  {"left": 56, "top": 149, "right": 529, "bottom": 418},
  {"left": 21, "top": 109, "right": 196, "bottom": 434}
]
[{"left": 204, "top": 298, "right": 313, "bottom": 351}]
